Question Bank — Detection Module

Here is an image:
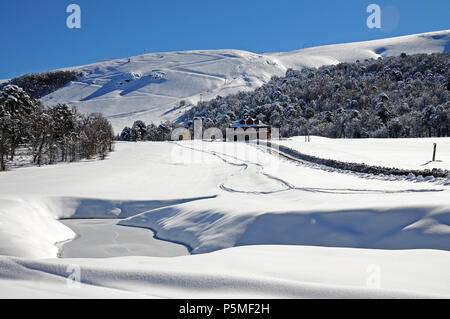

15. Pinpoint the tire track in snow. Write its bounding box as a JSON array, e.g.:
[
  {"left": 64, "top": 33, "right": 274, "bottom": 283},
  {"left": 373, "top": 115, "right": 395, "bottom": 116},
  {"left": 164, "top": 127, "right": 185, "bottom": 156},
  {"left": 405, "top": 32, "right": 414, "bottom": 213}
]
[
  {"left": 174, "top": 142, "right": 445, "bottom": 196},
  {"left": 173, "top": 142, "right": 293, "bottom": 194}
]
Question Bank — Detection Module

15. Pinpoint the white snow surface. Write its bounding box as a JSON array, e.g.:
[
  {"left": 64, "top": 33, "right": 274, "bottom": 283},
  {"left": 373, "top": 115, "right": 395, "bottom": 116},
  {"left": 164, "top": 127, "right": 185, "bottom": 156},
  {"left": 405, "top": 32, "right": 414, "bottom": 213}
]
[
  {"left": 1, "top": 141, "right": 450, "bottom": 257},
  {"left": 1, "top": 246, "right": 449, "bottom": 299},
  {"left": 0, "top": 140, "right": 449, "bottom": 298},
  {"left": 36, "top": 30, "right": 450, "bottom": 133},
  {"left": 276, "top": 136, "right": 450, "bottom": 171}
]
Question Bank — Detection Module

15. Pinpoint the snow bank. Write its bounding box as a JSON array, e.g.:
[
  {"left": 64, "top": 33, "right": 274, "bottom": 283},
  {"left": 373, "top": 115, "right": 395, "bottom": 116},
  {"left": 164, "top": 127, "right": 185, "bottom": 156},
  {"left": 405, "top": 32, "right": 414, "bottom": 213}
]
[
  {"left": 0, "top": 195, "right": 216, "bottom": 258},
  {"left": 0, "top": 197, "right": 75, "bottom": 258},
  {"left": 0, "top": 245, "right": 449, "bottom": 298},
  {"left": 119, "top": 192, "right": 450, "bottom": 254}
]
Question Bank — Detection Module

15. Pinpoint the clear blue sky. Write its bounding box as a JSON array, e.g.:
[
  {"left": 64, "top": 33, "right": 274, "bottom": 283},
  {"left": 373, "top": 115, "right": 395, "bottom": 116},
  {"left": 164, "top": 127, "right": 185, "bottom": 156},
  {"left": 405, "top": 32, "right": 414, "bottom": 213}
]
[{"left": 1, "top": 0, "right": 449, "bottom": 79}]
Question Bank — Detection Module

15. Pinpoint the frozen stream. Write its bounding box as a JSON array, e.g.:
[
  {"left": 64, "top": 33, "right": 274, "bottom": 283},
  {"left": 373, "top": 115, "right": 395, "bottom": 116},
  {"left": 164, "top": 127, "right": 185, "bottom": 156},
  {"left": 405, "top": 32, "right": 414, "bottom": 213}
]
[{"left": 59, "top": 219, "right": 190, "bottom": 258}]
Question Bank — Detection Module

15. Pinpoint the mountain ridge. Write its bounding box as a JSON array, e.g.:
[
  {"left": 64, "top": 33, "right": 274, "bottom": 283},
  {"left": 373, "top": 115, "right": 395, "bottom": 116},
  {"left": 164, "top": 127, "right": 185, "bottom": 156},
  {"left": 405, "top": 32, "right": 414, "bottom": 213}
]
[{"left": 29, "top": 30, "right": 450, "bottom": 132}]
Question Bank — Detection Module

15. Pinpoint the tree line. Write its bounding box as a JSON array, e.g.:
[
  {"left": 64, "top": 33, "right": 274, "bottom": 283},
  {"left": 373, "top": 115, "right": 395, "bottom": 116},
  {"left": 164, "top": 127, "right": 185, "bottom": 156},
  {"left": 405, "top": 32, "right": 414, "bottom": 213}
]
[
  {"left": 1, "top": 70, "right": 82, "bottom": 99},
  {"left": 118, "top": 120, "right": 177, "bottom": 142},
  {"left": 0, "top": 85, "right": 114, "bottom": 171},
  {"left": 179, "top": 52, "right": 449, "bottom": 139}
]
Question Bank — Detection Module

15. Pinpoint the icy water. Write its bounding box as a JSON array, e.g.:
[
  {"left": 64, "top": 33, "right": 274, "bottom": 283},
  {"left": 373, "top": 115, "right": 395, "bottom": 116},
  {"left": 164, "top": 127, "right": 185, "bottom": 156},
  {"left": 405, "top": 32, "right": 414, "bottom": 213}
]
[{"left": 59, "top": 219, "right": 189, "bottom": 258}]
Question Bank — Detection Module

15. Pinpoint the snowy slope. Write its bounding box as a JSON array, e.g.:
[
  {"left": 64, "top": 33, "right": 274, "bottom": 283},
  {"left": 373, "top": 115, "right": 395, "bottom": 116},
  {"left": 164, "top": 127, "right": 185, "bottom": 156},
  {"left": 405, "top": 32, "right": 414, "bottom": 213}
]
[
  {"left": 267, "top": 30, "right": 450, "bottom": 70},
  {"left": 38, "top": 30, "right": 450, "bottom": 133},
  {"left": 276, "top": 137, "right": 450, "bottom": 171},
  {"left": 40, "top": 50, "right": 285, "bottom": 132}
]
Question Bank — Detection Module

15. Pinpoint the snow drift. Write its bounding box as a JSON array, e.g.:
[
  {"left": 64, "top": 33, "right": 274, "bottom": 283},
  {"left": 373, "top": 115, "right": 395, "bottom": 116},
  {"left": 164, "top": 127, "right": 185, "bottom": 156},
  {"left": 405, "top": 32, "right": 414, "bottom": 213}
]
[
  {"left": 0, "top": 197, "right": 75, "bottom": 258},
  {"left": 0, "top": 245, "right": 449, "bottom": 298}
]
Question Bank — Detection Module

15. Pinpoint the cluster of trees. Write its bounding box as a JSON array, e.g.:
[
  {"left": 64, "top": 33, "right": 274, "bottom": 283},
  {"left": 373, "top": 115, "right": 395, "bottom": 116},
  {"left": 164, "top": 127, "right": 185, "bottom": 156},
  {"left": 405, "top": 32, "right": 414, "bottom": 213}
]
[
  {"left": 179, "top": 52, "right": 449, "bottom": 139},
  {"left": 1, "top": 70, "right": 82, "bottom": 99},
  {"left": 0, "top": 85, "right": 114, "bottom": 171},
  {"left": 118, "top": 120, "right": 178, "bottom": 142}
]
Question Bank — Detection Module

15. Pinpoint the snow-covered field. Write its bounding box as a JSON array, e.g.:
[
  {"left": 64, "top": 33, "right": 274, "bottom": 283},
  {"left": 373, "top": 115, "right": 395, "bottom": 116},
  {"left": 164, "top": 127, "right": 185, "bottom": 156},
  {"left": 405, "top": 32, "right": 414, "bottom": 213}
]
[
  {"left": 276, "top": 136, "right": 450, "bottom": 171},
  {"left": 36, "top": 30, "right": 450, "bottom": 132},
  {"left": 0, "top": 140, "right": 449, "bottom": 298}
]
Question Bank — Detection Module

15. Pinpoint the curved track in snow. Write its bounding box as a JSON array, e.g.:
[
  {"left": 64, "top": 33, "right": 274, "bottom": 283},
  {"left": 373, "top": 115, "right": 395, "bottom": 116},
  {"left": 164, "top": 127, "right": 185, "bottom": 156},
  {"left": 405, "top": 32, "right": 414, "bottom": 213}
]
[{"left": 173, "top": 141, "right": 445, "bottom": 196}]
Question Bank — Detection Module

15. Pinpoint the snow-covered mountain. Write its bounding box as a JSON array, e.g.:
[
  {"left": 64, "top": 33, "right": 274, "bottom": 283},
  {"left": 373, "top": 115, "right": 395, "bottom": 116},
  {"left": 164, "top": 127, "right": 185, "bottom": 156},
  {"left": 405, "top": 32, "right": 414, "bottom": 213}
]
[{"left": 39, "top": 30, "right": 450, "bottom": 132}]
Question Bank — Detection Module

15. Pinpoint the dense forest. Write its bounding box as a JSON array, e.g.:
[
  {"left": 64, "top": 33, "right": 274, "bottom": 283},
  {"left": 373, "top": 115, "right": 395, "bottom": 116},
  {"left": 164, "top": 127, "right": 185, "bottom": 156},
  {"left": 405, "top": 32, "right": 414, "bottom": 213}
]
[
  {"left": 0, "top": 85, "right": 114, "bottom": 171},
  {"left": 1, "top": 70, "right": 82, "bottom": 99},
  {"left": 119, "top": 52, "right": 449, "bottom": 141}
]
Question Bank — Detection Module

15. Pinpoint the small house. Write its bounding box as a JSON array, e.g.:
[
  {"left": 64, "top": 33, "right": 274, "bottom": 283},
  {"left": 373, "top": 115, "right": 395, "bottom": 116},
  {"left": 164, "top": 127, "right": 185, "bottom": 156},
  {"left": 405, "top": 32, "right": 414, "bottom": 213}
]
[{"left": 228, "top": 115, "right": 272, "bottom": 142}]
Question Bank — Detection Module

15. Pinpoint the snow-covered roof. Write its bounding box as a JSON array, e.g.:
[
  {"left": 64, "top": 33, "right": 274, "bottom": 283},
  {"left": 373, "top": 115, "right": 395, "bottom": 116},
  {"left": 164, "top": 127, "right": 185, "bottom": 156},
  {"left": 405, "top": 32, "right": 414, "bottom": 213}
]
[{"left": 230, "top": 116, "right": 270, "bottom": 128}]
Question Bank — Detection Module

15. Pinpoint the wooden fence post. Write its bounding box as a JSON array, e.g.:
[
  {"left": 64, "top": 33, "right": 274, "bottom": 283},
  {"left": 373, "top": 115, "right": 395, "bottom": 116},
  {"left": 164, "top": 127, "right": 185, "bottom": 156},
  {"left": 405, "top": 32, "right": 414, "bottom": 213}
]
[{"left": 433, "top": 143, "right": 437, "bottom": 162}]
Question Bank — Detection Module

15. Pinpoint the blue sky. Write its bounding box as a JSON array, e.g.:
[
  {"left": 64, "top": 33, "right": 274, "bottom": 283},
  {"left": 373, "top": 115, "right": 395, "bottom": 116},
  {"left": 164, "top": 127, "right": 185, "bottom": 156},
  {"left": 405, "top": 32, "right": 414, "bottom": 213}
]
[{"left": 0, "top": 0, "right": 449, "bottom": 79}]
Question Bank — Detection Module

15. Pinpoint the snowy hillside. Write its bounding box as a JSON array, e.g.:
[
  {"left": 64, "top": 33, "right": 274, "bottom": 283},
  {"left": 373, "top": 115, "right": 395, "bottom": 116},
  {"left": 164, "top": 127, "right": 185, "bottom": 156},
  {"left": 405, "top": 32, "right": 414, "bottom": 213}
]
[
  {"left": 40, "top": 50, "right": 285, "bottom": 132},
  {"left": 267, "top": 29, "right": 450, "bottom": 70},
  {"left": 38, "top": 30, "right": 450, "bottom": 132}
]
